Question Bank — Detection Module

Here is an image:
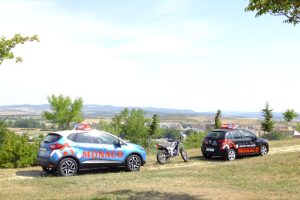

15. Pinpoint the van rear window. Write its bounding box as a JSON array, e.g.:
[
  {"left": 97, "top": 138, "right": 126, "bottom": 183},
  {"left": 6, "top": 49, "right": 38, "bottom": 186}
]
[
  {"left": 206, "top": 131, "right": 225, "bottom": 139},
  {"left": 44, "top": 133, "right": 61, "bottom": 143}
]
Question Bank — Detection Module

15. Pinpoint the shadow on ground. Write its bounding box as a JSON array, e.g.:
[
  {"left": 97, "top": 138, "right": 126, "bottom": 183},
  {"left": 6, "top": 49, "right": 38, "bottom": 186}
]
[
  {"left": 188, "top": 155, "right": 224, "bottom": 162},
  {"left": 92, "top": 189, "right": 203, "bottom": 200},
  {"left": 15, "top": 167, "right": 127, "bottom": 178}
]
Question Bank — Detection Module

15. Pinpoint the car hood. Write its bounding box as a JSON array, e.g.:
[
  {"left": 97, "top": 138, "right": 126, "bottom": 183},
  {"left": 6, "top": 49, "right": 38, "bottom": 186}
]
[{"left": 126, "top": 143, "right": 145, "bottom": 151}]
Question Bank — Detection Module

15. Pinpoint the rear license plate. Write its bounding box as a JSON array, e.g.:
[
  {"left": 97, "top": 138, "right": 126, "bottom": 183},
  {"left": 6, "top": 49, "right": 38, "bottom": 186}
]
[
  {"left": 206, "top": 148, "right": 214, "bottom": 152},
  {"left": 38, "top": 148, "right": 48, "bottom": 157}
]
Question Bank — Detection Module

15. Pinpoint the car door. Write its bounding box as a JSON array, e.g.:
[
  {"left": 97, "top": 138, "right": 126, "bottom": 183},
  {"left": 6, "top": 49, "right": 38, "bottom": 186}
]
[
  {"left": 231, "top": 130, "right": 248, "bottom": 156},
  {"left": 239, "top": 130, "right": 260, "bottom": 155},
  {"left": 72, "top": 132, "right": 104, "bottom": 167},
  {"left": 95, "top": 131, "right": 125, "bottom": 164}
]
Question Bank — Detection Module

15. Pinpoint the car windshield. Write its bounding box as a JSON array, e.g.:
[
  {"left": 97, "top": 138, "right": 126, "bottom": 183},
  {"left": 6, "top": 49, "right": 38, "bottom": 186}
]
[
  {"left": 206, "top": 131, "right": 225, "bottom": 139},
  {"left": 44, "top": 133, "right": 61, "bottom": 143}
]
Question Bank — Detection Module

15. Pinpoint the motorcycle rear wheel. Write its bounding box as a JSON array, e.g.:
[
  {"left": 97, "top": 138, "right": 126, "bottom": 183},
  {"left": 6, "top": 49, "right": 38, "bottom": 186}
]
[
  {"left": 180, "top": 148, "right": 188, "bottom": 162},
  {"left": 157, "top": 150, "right": 168, "bottom": 164}
]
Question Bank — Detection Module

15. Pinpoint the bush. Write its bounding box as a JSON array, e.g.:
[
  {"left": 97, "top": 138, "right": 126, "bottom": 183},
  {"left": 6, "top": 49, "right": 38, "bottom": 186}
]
[
  {"left": 0, "top": 128, "right": 39, "bottom": 168},
  {"left": 183, "top": 131, "right": 206, "bottom": 149},
  {"left": 261, "top": 131, "right": 291, "bottom": 140}
]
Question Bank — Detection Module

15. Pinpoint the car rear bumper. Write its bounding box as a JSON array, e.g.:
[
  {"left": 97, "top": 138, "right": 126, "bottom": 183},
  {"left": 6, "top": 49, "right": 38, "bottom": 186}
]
[
  {"left": 37, "top": 156, "right": 58, "bottom": 168},
  {"left": 201, "top": 146, "right": 226, "bottom": 157}
]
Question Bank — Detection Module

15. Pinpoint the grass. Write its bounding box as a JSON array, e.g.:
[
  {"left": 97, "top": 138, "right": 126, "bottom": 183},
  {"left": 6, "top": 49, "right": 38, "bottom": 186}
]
[{"left": 0, "top": 140, "right": 300, "bottom": 200}]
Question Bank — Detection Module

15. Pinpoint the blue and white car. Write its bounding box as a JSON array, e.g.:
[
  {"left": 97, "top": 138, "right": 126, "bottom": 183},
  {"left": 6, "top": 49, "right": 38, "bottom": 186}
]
[{"left": 37, "top": 126, "right": 147, "bottom": 176}]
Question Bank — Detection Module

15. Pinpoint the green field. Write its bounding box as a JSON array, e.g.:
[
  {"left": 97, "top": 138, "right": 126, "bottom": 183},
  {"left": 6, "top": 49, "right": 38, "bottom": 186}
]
[{"left": 0, "top": 140, "right": 300, "bottom": 200}]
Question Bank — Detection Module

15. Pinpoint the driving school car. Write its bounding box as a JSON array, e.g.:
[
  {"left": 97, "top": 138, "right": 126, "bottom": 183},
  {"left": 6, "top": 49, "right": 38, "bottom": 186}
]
[
  {"left": 37, "top": 125, "right": 146, "bottom": 176},
  {"left": 201, "top": 128, "right": 268, "bottom": 161}
]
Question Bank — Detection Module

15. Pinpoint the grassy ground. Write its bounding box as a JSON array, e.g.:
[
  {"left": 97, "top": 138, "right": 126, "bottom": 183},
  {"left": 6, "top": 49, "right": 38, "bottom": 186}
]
[{"left": 0, "top": 140, "right": 300, "bottom": 200}]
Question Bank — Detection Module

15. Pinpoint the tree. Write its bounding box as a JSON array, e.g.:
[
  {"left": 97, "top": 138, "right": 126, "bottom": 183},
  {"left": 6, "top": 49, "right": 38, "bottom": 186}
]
[
  {"left": 122, "top": 109, "right": 149, "bottom": 146},
  {"left": 43, "top": 95, "right": 84, "bottom": 130},
  {"left": 0, "top": 34, "right": 39, "bottom": 65},
  {"left": 261, "top": 102, "right": 274, "bottom": 132},
  {"left": 282, "top": 108, "right": 298, "bottom": 127},
  {"left": 246, "top": 0, "right": 300, "bottom": 25},
  {"left": 214, "top": 109, "right": 222, "bottom": 129},
  {"left": 0, "top": 119, "right": 39, "bottom": 168},
  {"left": 104, "top": 108, "right": 149, "bottom": 147},
  {"left": 148, "top": 114, "right": 161, "bottom": 151}
]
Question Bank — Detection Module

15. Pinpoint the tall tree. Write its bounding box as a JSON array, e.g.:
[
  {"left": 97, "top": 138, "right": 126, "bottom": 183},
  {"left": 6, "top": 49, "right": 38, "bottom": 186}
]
[
  {"left": 0, "top": 34, "right": 39, "bottom": 65},
  {"left": 148, "top": 114, "right": 161, "bottom": 151},
  {"left": 123, "top": 109, "right": 149, "bottom": 146},
  {"left": 246, "top": 0, "right": 300, "bottom": 25},
  {"left": 214, "top": 109, "right": 222, "bottom": 129},
  {"left": 261, "top": 102, "right": 275, "bottom": 132},
  {"left": 43, "top": 95, "right": 84, "bottom": 130},
  {"left": 282, "top": 108, "right": 298, "bottom": 128}
]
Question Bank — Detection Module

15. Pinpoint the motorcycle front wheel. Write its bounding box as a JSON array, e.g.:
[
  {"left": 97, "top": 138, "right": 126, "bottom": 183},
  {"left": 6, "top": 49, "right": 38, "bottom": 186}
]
[
  {"left": 180, "top": 148, "right": 188, "bottom": 162},
  {"left": 157, "top": 150, "right": 168, "bottom": 164}
]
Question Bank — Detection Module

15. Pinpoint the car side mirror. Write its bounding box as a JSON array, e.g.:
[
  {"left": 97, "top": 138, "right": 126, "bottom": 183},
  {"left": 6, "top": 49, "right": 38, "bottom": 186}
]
[{"left": 114, "top": 140, "right": 122, "bottom": 147}]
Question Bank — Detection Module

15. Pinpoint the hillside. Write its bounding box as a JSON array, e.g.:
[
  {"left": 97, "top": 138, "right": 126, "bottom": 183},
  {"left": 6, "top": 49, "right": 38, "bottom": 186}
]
[{"left": 0, "top": 104, "right": 293, "bottom": 119}]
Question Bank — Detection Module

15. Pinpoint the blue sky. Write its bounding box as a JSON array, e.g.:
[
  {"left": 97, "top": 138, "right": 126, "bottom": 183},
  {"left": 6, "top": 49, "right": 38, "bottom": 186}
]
[{"left": 0, "top": 0, "right": 299, "bottom": 112}]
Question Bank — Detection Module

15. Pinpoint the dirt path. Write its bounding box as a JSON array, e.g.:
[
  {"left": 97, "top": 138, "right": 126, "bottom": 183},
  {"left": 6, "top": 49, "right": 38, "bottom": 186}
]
[{"left": 269, "top": 145, "right": 300, "bottom": 155}]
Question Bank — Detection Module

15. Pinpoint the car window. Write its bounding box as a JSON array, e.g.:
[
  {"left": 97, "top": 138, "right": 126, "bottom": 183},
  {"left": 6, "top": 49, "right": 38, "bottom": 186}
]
[
  {"left": 226, "top": 132, "right": 233, "bottom": 139},
  {"left": 75, "top": 133, "right": 99, "bottom": 144},
  {"left": 44, "top": 133, "right": 61, "bottom": 143},
  {"left": 97, "top": 132, "right": 118, "bottom": 145},
  {"left": 67, "top": 133, "right": 76, "bottom": 142},
  {"left": 232, "top": 131, "right": 242, "bottom": 139},
  {"left": 206, "top": 131, "right": 225, "bottom": 139},
  {"left": 240, "top": 130, "right": 256, "bottom": 139}
]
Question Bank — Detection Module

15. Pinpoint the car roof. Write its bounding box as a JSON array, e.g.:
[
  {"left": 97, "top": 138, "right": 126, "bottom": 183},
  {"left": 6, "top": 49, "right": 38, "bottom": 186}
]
[{"left": 49, "top": 129, "right": 126, "bottom": 143}]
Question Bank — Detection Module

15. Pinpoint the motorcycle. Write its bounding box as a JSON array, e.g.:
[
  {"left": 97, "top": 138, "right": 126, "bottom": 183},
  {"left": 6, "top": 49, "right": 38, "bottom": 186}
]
[{"left": 156, "top": 133, "right": 188, "bottom": 164}]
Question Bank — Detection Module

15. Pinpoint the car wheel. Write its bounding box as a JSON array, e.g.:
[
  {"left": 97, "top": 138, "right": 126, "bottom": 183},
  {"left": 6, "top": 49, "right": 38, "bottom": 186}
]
[
  {"left": 42, "top": 166, "right": 56, "bottom": 174},
  {"left": 260, "top": 145, "right": 268, "bottom": 156},
  {"left": 126, "top": 154, "right": 141, "bottom": 171},
  {"left": 57, "top": 158, "right": 78, "bottom": 176},
  {"left": 226, "top": 149, "right": 236, "bottom": 161}
]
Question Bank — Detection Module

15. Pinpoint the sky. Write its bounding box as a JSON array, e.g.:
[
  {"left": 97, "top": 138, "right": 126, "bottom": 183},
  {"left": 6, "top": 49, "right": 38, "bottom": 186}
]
[{"left": 0, "top": 0, "right": 299, "bottom": 112}]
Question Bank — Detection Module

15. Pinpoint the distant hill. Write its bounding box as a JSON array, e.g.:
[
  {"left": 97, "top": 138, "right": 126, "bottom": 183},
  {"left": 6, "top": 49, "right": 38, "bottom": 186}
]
[
  {"left": 0, "top": 104, "right": 295, "bottom": 120},
  {"left": 0, "top": 104, "right": 197, "bottom": 117}
]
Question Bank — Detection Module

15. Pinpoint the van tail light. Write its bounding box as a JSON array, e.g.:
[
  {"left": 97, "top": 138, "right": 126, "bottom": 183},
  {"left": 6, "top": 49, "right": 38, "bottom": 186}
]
[{"left": 49, "top": 143, "right": 64, "bottom": 151}]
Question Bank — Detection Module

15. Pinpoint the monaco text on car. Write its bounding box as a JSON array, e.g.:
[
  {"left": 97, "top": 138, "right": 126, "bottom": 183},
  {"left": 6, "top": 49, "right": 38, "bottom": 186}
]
[
  {"left": 37, "top": 124, "right": 147, "bottom": 176},
  {"left": 201, "top": 128, "right": 268, "bottom": 161}
]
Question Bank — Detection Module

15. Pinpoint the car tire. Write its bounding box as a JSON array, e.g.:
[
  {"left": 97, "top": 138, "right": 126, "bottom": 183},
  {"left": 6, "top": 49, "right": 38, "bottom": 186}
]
[
  {"left": 42, "top": 166, "right": 56, "bottom": 174},
  {"left": 57, "top": 158, "right": 78, "bottom": 176},
  {"left": 260, "top": 145, "right": 268, "bottom": 156},
  {"left": 126, "top": 154, "right": 141, "bottom": 171},
  {"left": 226, "top": 149, "right": 236, "bottom": 161}
]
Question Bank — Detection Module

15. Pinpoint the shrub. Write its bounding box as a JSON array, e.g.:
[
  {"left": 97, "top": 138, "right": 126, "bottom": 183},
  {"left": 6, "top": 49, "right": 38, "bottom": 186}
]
[
  {"left": 183, "top": 131, "right": 206, "bottom": 149},
  {"left": 0, "top": 128, "right": 39, "bottom": 168},
  {"left": 261, "top": 131, "right": 291, "bottom": 140}
]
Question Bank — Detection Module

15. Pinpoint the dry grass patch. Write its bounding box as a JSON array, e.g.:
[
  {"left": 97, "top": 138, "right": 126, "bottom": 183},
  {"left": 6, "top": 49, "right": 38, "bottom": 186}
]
[{"left": 0, "top": 140, "right": 300, "bottom": 200}]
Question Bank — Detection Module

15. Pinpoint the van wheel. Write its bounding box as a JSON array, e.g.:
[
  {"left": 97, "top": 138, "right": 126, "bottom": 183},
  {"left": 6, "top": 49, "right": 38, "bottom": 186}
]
[{"left": 57, "top": 158, "right": 78, "bottom": 176}]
